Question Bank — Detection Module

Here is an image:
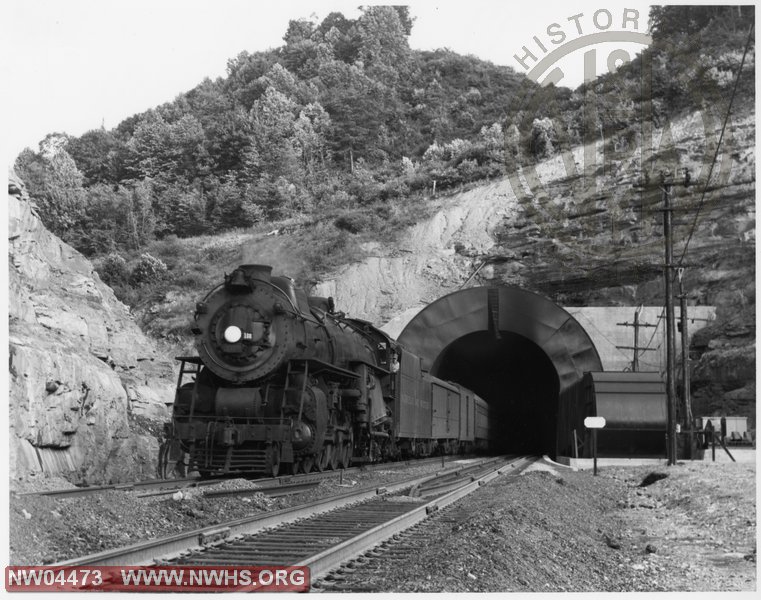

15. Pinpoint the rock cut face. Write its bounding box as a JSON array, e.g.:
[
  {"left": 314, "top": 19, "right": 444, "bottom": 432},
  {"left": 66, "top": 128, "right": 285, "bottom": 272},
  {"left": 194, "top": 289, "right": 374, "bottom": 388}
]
[{"left": 8, "top": 170, "right": 174, "bottom": 484}]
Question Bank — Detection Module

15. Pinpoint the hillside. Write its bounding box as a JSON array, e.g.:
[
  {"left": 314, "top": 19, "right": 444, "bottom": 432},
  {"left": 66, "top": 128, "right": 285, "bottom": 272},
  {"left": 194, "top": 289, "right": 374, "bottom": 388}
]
[
  {"left": 132, "top": 95, "right": 755, "bottom": 432},
  {"left": 13, "top": 6, "right": 539, "bottom": 259}
]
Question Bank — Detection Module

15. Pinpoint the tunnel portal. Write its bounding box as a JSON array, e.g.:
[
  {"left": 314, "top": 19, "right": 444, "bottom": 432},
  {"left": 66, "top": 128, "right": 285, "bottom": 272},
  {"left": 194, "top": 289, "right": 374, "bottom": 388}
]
[{"left": 397, "top": 286, "right": 603, "bottom": 457}]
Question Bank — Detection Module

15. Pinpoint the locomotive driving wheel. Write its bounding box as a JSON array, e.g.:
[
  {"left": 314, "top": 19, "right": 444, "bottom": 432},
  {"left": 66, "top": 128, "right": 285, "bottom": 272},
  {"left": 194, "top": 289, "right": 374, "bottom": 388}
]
[
  {"left": 157, "top": 437, "right": 187, "bottom": 479},
  {"left": 265, "top": 442, "right": 281, "bottom": 477},
  {"left": 300, "top": 454, "right": 315, "bottom": 473},
  {"left": 157, "top": 440, "right": 170, "bottom": 479},
  {"left": 329, "top": 443, "right": 340, "bottom": 470},
  {"left": 337, "top": 430, "right": 353, "bottom": 469},
  {"left": 317, "top": 444, "right": 334, "bottom": 472}
]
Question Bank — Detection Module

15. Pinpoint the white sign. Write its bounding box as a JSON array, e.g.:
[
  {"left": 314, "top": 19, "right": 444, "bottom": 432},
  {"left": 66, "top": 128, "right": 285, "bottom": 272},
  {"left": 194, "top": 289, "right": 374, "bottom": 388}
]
[{"left": 584, "top": 416, "right": 606, "bottom": 429}]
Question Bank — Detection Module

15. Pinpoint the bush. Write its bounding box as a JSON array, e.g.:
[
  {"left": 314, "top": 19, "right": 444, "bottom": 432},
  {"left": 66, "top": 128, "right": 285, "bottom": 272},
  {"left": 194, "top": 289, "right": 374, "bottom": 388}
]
[
  {"left": 155, "top": 235, "right": 184, "bottom": 258},
  {"left": 334, "top": 210, "right": 378, "bottom": 234},
  {"left": 97, "top": 252, "right": 129, "bottom": 287},
  {"left": 302, "top": 222, "right": 363, "bottom": 275},
  {"left": 174, "top": 271, "right": 209, "bottom": 288},
  {"left": 129, "top": 253, "right": 169, "bottom": 287},
  {"left": 456, "top": 158, "right": 479, "bottom": 181}
]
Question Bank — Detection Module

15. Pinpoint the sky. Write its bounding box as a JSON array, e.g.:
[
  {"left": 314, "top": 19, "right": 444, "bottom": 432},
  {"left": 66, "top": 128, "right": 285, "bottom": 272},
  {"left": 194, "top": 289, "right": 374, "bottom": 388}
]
[{"left": 2, "top": 0, "right": 656, "bottom": 165}]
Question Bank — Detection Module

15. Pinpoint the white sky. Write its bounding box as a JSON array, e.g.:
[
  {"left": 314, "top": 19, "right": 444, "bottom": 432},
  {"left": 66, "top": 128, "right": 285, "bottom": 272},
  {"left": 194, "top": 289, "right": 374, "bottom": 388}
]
[{"left": 2, "top": 0, "right": 655, "bottom": 165}]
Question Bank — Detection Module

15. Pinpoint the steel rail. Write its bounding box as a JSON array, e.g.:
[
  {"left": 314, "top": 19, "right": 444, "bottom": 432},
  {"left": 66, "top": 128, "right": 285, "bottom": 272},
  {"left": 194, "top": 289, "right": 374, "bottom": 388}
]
[
  {"left": 18, "top": 477, "right": 204, "bottom": 499},
  {"left": 289, "top": 456, "right": 536, "bottom": 582},
  {"left": 50, "top": 457, "right": 498, "bottom": 568},
  {"left": 24, "top": 455, "right": 474, "bottom": 500},
  {"left": 201, "top": 480, "right": 321, "bottom": 499}
]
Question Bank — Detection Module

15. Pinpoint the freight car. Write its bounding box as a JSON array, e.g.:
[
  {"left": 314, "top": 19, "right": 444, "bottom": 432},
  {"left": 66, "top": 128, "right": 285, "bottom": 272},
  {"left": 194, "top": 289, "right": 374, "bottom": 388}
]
[{"left": 162, "top": 264, "right": 494, "bottom": 477}]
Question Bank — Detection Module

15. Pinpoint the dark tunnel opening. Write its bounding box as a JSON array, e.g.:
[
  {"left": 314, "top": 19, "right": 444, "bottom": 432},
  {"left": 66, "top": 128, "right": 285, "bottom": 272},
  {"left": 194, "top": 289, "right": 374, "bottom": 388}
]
[{"left": 430, "top": 331, "right": 560, "bottom": 457}]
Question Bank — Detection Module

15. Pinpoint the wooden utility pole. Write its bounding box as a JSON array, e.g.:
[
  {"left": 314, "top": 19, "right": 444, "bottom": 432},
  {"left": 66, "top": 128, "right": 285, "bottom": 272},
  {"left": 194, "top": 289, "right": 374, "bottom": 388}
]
[
  {"left": 633, "top": 307, "right": 641, "bottom": 372},
  {"left": 662, "top": 176, "right": 678, "bottom": 465},
  {"left": 678, "top": 269, "right": 694, "bottom": 457},
  {"left": 632, "top": 169, "right": 691, "bottom": 465},
  {"left": 616, "top": 306, "right": 658, "bottom": 371}
]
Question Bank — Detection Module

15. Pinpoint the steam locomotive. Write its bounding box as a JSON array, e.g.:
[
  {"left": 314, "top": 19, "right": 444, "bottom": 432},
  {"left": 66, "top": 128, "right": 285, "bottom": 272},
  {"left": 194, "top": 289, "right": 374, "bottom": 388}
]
[{"left": 162, "top": 264, "right": 493, "bottom": 477}]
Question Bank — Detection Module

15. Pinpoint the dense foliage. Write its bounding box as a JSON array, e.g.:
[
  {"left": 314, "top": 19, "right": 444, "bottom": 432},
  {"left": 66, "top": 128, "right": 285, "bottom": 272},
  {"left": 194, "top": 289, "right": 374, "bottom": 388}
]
[
  {"left": 14, "top": 5, "right": 754, "bottom": 297},
  {"left": 16, "top": 7, "right": 526, "bottom": 257}
]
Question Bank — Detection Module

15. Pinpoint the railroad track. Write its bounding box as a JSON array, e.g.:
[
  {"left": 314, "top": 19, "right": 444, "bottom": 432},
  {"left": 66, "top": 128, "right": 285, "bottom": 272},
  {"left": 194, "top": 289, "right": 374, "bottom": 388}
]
[
  {"left": 52, "top": 455, "right": 534, "bottom": 588},
  {"left": 315, "top": 457, "right": 536, "bottom": 591},
  {"left": 22, "top": 455, "right": 472, "bottom": 500},
  {"left": 18, "top": 477, "right": 206, "bottom": 499}
]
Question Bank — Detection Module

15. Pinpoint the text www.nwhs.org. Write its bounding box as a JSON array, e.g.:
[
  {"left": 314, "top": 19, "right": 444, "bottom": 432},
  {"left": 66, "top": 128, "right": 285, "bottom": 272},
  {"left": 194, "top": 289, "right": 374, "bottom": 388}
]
[{"left": 5, "top": 566, "right": 310, "bottom": 592}]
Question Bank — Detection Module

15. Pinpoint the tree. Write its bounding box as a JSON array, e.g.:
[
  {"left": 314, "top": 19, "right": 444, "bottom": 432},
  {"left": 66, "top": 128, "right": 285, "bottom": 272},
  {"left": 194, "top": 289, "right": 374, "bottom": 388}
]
[
  {"left": 224, "top": 50, "right": 279, "bottom": 109},
  {"left": 128, "top": 112, "right": 209, "bottom": 183},
  {"left": 316, "top": 12, "right": 361, "bottom": 64},
  {"left": 392, "top": 6, "right": 415, "bottom": 36},
  {"left": 294, "top": 103, "right": 331, "bottom": 175},
  {"left": 317, "top": 59, "right": 395, "bottom": 168},
  {"left": 245, "top": 87, "right": 302, "bottom": 181},
  {"left": 151, "top": 181, "right": 211, "bottom": 237},
  {"left": 66, "top": 129, "right": 128, "bottom": 185},
  {"left": 208, "top": 175, "right": 264, "bottom": 229},
  {"left": 14, "top": 146, "right": 87, "bottom": 242},
  {"left": 255, "top": 63, "right": 317, "bottom": 105},
  {"left": 39, "top": 132, "right": 69, "bottom": 158},
  {"left": 649, "top": 6, "right": 752, "bottom": 40},
  {"left": 356, "top": 6, "right": 411, "bottom": 86},
  {"left": 531, "top": 117, "right": 556, "bottom": 159}
]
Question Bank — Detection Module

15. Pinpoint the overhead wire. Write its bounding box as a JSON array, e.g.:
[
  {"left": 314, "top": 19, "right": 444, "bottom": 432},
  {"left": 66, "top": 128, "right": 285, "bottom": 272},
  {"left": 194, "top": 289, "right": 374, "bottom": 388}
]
[
  {"left": 673, "top": 21, "right": 755, "bottom": 272},
  {"left": 633, "top": 23, "right": 754, "bottom": 360}
]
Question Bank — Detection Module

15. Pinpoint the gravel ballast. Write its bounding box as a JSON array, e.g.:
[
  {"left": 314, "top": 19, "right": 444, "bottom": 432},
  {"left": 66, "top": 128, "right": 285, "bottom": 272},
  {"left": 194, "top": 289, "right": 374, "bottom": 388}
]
[
  {"left": 9, "top": 458, "right": 755, "bottom": 592},
  {"left": 339, "top": 460, "right": 756, "bottom": 592}
]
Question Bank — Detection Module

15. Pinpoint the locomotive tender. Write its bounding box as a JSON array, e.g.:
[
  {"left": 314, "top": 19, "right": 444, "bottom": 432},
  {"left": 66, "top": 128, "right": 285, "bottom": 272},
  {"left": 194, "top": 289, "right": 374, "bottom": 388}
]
[{"left": 167, "top": 264, "right": 493, "bottom": 476}]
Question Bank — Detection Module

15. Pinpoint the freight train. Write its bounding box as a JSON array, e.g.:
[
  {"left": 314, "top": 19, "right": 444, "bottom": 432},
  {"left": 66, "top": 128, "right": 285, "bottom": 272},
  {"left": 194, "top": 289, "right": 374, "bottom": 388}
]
[{"left": 161, "top": 264, "right": 494, "bottom": 477}]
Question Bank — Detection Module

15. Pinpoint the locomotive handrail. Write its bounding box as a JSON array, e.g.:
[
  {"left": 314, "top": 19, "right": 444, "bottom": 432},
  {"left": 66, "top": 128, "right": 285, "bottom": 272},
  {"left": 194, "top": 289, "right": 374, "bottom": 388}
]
[
  {"left": 296, "top": 361, "right": 308, "bottom": 423},
  {"left": 289, "top": 358, "right": 361, "bottom": 380},
  {"left": 173, "top": 415, "right": 288, "bottom": 424}
]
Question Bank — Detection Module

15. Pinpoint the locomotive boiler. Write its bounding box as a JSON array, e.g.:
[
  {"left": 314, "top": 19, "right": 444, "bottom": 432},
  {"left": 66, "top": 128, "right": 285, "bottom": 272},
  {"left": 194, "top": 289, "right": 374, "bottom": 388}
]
[{"left": 163, "top": 264, "right": 493, "bottom": 477}]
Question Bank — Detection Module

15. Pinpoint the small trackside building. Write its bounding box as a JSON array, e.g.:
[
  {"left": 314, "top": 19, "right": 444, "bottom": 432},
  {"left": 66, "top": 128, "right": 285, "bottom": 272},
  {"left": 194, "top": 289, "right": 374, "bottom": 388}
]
[{"left": 557, "top": 371, "right": 668, "bottom": 458}]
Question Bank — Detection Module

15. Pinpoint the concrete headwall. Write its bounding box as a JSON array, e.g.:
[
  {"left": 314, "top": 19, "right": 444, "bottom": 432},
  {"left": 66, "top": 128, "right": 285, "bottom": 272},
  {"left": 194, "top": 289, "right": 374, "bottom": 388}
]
[
  {"left": 566, "top": 306, "right": 717, "bottom": 373},
  {"left": 384, "top": 303, "right": 717, "bottom": 375}
]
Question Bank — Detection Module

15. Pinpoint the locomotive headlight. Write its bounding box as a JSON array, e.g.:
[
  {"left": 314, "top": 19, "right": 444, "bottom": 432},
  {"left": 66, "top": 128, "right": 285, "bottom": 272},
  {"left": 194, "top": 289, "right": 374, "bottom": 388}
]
[{"left": 223, "top": 325, "right": 243, "bottom": 343}]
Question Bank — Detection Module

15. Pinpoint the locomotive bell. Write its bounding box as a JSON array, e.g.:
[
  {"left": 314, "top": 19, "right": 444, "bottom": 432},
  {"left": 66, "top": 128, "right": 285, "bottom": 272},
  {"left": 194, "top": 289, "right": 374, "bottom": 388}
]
[
  {"left": 224, "top": 265, "right": 273, "bottom": 291},
  {"left": 225, "top": 268, "right": 251, "bottom": 291},
  {"left": 240, "top": 264, "right": 272, "bottom": 282}
]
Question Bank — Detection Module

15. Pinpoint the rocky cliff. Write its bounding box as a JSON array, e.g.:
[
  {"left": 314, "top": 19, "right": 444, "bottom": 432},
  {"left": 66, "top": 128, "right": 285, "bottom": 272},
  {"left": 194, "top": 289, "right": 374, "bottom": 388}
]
[
  {"left": 313, "top": 108, "right": 756, "bottom": 430},
  {"left": 8, "top": 171, "right": 174, "bottom": 484}
]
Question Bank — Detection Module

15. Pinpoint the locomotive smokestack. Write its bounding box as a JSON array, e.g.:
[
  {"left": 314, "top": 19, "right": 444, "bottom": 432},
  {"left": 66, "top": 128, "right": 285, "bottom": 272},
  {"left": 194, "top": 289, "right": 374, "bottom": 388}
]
[{"left": 240, "top": 264, "right": 272, "bottom": 283}]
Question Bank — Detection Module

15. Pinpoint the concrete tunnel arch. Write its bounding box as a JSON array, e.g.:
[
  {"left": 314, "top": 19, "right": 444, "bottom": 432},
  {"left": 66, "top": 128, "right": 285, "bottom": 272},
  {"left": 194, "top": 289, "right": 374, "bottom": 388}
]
[{"left": 397, "top": 286, "right": 603, "bottom": 457}]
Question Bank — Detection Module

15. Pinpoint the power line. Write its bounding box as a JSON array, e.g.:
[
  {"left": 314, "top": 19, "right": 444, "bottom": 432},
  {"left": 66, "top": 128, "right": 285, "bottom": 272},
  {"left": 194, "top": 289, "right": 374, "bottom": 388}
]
[{"left": 674, "top": 22, "right": 755, "bottom": 272}]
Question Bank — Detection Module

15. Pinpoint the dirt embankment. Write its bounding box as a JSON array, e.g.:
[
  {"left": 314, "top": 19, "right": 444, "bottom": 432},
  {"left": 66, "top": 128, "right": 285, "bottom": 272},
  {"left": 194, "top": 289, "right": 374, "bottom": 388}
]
[{"left": 356, "top": 460, "right": 756, "bottom": 592}]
